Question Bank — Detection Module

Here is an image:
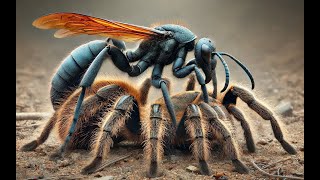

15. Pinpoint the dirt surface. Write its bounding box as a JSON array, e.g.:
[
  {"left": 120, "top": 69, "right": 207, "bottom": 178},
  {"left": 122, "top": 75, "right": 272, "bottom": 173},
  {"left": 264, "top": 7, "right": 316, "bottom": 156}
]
[{"left": 16, "top": 1, "right": 303, "bottom": 179}]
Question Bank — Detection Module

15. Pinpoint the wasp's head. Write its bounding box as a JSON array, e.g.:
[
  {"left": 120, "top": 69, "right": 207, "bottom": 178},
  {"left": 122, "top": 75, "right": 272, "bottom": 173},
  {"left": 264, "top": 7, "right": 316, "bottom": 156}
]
[{"left": 195, "top": 38, "right": 216, "bottom": 84}]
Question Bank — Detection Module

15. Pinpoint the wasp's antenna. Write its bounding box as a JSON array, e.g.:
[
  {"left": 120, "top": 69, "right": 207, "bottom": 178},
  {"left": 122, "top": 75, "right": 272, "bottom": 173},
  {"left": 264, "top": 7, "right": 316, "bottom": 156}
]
[
  {"left": 213, "top": 52, "right": 230, "bottom": 92},
  {"left": 218, "top": 52, "right": 255, "bottom": 90}
]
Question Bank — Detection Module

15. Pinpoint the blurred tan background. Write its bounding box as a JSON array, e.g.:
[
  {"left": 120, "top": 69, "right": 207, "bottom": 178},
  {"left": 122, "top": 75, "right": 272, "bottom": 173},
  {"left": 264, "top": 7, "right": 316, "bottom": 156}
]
[{"left": 16, "top": 0, "right": 304, "bottom": 111}]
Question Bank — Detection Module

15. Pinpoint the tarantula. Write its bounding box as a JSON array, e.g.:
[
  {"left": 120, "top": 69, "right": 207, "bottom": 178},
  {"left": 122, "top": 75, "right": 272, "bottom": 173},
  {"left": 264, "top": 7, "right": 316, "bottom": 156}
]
[{"left": 21, "top": 76, "right": 296, "bottom": 177}]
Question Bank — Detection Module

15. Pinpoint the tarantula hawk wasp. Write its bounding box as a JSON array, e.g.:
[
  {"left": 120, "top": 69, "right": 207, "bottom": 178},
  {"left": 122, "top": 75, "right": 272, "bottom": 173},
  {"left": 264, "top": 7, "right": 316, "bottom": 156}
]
[{"left": 31, "top": 12, "right": 255, "bottom": 158}]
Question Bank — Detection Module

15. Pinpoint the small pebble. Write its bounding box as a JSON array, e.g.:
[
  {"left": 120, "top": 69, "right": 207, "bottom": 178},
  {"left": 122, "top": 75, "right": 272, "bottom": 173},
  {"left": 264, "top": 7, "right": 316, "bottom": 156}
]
[
  {"left": 186, "top": 165, "right": 200, "bottom": 173},
  {"left": 58, "top": 159, "right": 72, "bottom": 167},
  {"left": 216, "top": 175, "right": 228, "bottom": 180},
  {"left": 276, "top": 101, "right": 293, "bottom": 116},
  {"left": 94, "top": 176, "right": 114, "bottom": 180},
  {"left": 94, "top": 173, "right": 103, "bottom": 178},
  {"left": 170, "top": 155, "right": 179, "bottom": 161},
  {"left": 257, "top": 140, "right": 268, "bottom": 145}
]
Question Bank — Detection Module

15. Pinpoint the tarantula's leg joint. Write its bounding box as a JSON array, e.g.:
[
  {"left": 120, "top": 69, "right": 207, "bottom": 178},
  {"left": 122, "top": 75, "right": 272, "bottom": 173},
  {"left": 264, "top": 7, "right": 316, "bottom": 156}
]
[
  {"left": 199, "top": 102, "right": 249, "bottom": 174},
  {"left": 143, "top": 104, "right": 167, "bottom": 178},
  {"left": 227, "top": 86, "right": 297, "bottom": 155},
  {"left": 184, "top": 104, "right": 211, "bottom": 175}
]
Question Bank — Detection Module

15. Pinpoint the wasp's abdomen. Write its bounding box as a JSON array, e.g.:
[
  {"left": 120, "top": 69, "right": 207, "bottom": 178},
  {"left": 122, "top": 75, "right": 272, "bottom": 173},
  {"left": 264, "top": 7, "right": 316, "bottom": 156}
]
[{"left": 50, "top": 40, "right": 108, "bottom": 109}]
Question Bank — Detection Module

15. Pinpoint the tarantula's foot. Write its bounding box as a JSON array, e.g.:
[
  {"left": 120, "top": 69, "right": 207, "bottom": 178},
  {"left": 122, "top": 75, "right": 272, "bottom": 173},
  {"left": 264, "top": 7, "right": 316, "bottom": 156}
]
[
  {"left": 49, "top": 150, "right": 65, "bottom": 161},
  {"left": 199, "top": 160, "right": 211, "bottom": 175},
  {"left": 280, "top": 140, "right": 297, "bottom": 155},
  {"left": 81, "top": 157, "right": 102, "bottom": 174},
  {"left": 232, "top": 159, "right": 249, "bottom": 174},
  {"left": 146, "top": 162, "right": 163, "bottom": 178},
  {"left": 20, "top": 140, "right": 38, "bottom": 151}
]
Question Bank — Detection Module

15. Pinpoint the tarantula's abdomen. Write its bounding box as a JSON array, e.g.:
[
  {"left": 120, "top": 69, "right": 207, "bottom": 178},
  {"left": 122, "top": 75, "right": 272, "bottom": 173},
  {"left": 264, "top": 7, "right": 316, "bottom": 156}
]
[{"left": 54, "top": 78, "right": 145, "bottom": 149}]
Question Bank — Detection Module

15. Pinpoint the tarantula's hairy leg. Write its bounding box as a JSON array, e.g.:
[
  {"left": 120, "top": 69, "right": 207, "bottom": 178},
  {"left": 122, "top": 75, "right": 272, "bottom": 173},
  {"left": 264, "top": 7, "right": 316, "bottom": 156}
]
[
  {"left": 228, "top": 105, "right": 255, "bottom": 153},
  {"left": 199, "top": 102, "right": 249, "bottom": 174},
  {"left": 185, "top": 104, "right": 211, "bottom": 175},
  {"left": 226, "top": 86, "right": 297, "bottom": 155},
  {"left": 212, "top": 105, "right": 227, "bottom": 120},
  {"left": 20, "top": 113, "right": 57, "bottom": 151},
  {"left": 186, "top": 74, "right": 196, "bottom": 91},
  {"left": 143, "top": 104, "right": 167, "bottom": 178},
  {"left": 139, "top": 78, "right": 152, "bottom": 105},
  {"left": 82, "top": 95, "right": 134, "bottom": 174}
]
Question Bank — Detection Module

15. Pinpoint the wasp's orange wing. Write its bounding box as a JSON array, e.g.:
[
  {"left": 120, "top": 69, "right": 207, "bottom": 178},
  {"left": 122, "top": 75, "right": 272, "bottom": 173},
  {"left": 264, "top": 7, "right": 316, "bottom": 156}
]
[{"left": 32, "top": 13, "right": 166, "bottom": 42}]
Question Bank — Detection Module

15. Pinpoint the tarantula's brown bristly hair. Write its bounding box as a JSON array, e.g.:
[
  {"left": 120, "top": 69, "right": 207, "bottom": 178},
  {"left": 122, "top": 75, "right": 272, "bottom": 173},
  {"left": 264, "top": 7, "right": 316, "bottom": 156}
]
[
  {"left": 198, "top": 102, "right": 249, "bottom": 174},
  {"left": 83, "top": 95, "right": 135, "bottom": 174},
  {"left": 21, "top": 112, "right": 58, "bottom": 151},
  {"left": 185, "top": 74, "right": 196, "bottom": 91},
  {"left": 55, "top": 79, "right": 123, "bottom": 142},
  {"left": 54, "top": 78, "right": 143, "bottom": 140},
  {"left": 227, "top": 104, "right": 255, "bottom": 152},
  {"left": 184, "top": 104, "right": 211, "bottom": 175},
  {"left": 139, "top": 78, "right": 152, "bottom": 105},
  {"left": 227, "top": 85, "right": 297, "bottom": 155},
  {"left": 141, "top": 104, "right": 168, "bottom": 178}
]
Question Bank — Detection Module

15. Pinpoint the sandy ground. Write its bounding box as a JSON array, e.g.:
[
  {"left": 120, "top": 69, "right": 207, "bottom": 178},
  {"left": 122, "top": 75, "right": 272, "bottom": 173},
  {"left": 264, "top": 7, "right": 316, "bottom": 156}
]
[{"left": 16, "top": 40, "right": 304, "bottom": 179}]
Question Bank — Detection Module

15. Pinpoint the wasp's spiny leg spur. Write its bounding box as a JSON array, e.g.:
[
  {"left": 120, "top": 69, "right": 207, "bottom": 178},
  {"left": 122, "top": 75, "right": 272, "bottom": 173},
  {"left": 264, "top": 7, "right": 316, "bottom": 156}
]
[
  {"left": 223, "top": 85, "right": 297, "bottom": 155},
  {"left": 199, "top": 102, "right": 250, "bottom": 174}
]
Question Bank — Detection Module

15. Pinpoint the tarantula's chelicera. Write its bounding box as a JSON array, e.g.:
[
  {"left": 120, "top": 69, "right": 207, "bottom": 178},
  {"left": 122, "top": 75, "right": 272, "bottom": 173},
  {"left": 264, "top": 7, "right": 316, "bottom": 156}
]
[{"left": 21, "top": 76, "right": 296, "bottom": 177}]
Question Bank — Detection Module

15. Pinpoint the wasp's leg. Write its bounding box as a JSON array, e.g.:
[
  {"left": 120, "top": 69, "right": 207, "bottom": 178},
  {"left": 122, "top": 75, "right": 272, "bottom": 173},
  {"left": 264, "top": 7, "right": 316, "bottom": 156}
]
[
  {"left": 82, "top": 95, "right": 134, "bottom": 174},
  {"left": 194, "top": 66, "right": 209, "bottom": 103},
  {"left": 172, "top": 47, "right": 209, "bottom": 102},
  {"left": 142, "top": 104, "right": 168, "bottom": 178},
  {"left": 199, "top": 102, "right": 249, "bottom": 174},
  {"left": 174, "top": 63, "right": 209, "bottom": 103},
  {"left": 225, "top": 86, "right": 297, "bottom": 154},
  {"left": 184, "top": 104, "right": 211, "bottom": 175},
  {"left": 107, "top": 38, "right": 126, "bottom": 51},
  {"left": 106, "top": 45, "right": 152, "bottom": 77},
  {"left": 126, "top": 40, "right": 152, "bottom": 62},
  {"left": 20, "top": 113, "right": 57, "bottom": 151},
  {"left": 152, "top": 64, "right": 176, "bottom": 127},
  {"left": 227, "top": 105, "right": 256, "bottom": 152},
  {"left": 151, "top": 64, "right": 176, "bottom": 156}
]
